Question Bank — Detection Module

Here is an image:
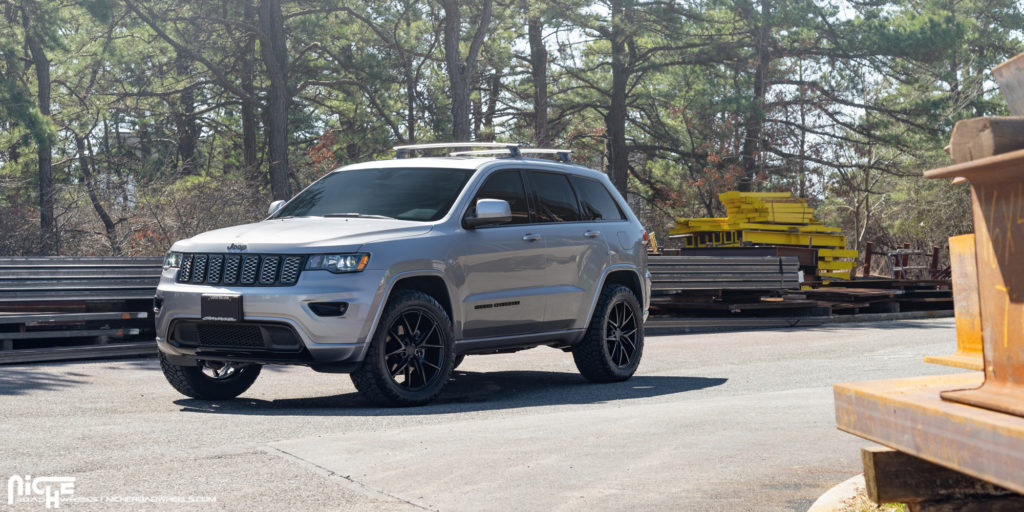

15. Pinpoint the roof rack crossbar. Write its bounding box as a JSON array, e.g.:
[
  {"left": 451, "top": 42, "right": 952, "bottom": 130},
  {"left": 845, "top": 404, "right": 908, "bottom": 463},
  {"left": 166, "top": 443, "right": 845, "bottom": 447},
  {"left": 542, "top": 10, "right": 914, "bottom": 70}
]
[
  {"left": 394, "top": 142, "right": 521, "bottom": 159},
  {"left": 448, "top": 148, "right": 573, "bottom": 163}
]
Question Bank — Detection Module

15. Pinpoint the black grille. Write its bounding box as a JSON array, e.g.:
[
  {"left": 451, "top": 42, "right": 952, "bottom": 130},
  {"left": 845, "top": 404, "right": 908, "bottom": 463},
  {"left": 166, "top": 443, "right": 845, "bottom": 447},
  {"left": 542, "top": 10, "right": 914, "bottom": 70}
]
[
  {"left": 223, "top": 255, "right": 241, "bottom": 284},
  {"left": 169, "top": 320, "right": 303, "bottom": 352},
  {"left": 176, "top": 253, "right": 304, "bottom": 286},
  {"left": 280, "top": 256, "right": 302, "bottom": 285},
  {"left": 197, "top": 324, "right": 264, "bottom": 347}
]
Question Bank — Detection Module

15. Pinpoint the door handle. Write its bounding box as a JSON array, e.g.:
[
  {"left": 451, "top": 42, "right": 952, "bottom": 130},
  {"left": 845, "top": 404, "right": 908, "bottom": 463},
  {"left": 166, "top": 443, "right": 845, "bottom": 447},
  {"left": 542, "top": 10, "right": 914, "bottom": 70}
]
[
  {"left": 584, "top": 230, "right": 601, "bottom": 238},
  {"left": 522, "top": 234, "right": 541, "bottom": 242}
]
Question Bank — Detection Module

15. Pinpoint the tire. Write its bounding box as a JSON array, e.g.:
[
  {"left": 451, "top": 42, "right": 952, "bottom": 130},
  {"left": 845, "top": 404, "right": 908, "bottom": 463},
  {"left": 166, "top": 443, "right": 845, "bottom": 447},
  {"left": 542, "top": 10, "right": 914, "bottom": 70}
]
[
  {"left": 159, "top": 352, "right": 262, "bottom": 399},
  {"left": 572, "top": 284, "right": 644, "bottom": 383},
  {"left": 350, "top": 290, "right": 455, "bottom": 406}
]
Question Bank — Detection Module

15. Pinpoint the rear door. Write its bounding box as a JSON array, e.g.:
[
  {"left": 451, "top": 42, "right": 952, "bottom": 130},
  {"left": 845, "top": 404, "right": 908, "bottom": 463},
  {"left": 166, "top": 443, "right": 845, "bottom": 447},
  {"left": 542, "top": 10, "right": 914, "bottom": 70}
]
[
  {"left": 522, "top": 170, "right": 597, "bottom": 331},
  {"left": 569, "top": 175, "right": 630, "bottom": 323}
]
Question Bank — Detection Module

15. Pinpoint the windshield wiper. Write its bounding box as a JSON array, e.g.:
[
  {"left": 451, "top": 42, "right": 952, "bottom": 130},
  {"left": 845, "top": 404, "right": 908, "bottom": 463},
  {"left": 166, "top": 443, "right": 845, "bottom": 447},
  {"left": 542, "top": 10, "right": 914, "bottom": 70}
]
[{"left": 323, "top": 213, "right": 395, "bottom": 219}]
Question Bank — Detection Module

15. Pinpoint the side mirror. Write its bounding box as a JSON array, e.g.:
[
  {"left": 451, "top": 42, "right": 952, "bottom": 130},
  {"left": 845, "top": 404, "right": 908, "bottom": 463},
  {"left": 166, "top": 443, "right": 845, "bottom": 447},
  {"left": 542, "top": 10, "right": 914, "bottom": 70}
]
[
  {"left": 464, "top": 198, "right": 512, "bottom": 229},
  {"left": 268, "top": 200, "right": 286, "bottom": 216}
]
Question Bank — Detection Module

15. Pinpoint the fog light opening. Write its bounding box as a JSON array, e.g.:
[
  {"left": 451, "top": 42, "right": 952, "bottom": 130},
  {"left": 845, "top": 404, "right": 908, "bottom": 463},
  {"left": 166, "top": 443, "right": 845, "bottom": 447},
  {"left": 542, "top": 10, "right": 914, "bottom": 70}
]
[{"left": 309, "top": 301, "right": 349, "bottom": 317}]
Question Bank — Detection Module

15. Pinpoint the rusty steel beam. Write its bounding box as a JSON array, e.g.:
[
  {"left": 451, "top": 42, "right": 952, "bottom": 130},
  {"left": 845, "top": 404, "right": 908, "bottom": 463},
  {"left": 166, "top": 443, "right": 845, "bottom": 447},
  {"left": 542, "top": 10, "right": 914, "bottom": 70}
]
[
  {"left": 925, "top": 148, "right": 1024, "bottom": 416},
  {"left": 835, "top": 373, "right": 1024, "bottom": 495},
  {"left": 924, "top": 234, "right": 983, "bottom": 371}
]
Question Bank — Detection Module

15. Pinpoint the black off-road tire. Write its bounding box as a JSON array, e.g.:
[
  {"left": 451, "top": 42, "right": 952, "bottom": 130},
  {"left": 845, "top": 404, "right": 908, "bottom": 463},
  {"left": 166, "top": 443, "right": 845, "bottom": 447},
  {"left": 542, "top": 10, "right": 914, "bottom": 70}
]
[
  {"left": 350, "top": 290, "right": 455, "bottom": 406},
  {"left": 159, "top": 352, "right": 262, "bottom": 399},
  {"left": 572, "top": 284, "right": 644, "bottom": 383}
]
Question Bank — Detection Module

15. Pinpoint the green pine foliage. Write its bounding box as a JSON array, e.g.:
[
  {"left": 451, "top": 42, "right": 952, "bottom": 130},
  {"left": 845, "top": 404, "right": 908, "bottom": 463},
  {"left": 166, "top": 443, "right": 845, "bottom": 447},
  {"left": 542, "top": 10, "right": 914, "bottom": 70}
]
[{"left": 0, "top": 0, "right": 1019, "bottom": 259}]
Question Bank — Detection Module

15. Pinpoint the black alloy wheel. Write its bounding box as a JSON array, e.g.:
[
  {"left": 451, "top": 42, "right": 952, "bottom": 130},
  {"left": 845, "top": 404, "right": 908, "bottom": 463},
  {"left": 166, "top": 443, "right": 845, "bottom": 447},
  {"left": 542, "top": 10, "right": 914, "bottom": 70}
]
[{"left": 383, "top": 308, "right": 446, "bottom": 391}]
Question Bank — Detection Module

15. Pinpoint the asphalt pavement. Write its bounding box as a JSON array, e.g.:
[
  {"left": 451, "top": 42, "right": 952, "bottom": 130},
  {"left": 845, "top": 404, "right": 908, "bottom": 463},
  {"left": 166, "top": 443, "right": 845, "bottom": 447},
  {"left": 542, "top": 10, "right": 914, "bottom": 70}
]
[{"left": 0, "top": 318, "right": 958, "bottom": 511}]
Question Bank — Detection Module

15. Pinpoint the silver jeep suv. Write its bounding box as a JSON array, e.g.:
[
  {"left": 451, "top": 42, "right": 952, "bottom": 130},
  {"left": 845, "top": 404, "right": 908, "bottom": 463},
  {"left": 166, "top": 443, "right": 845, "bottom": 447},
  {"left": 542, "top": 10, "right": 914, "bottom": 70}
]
[{"left": 155, "top": 143, "right": 651, "bottom": 406}]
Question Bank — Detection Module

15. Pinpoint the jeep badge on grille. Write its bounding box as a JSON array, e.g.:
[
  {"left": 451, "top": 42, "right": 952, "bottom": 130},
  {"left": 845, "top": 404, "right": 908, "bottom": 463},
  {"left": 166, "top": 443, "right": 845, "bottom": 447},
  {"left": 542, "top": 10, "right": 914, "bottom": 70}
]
[{"left": 227, "top": 243, "right": 247, "bottom": 251}]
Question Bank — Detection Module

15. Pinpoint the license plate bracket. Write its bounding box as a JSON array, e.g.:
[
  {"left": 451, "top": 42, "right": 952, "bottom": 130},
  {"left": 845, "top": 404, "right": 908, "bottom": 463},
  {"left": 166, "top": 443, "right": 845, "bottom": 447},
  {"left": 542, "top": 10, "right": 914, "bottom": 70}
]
[{"left": 201, "top": 294, "right": 243, "bottom": 322}]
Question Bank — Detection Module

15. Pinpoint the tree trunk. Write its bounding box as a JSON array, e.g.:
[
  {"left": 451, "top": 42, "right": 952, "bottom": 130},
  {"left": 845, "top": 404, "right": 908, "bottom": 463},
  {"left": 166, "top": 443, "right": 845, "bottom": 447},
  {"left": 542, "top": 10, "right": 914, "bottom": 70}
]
[
  {"left": 482, "top": 68, "right": 500, "bottom": 141},
  {"left": 75, "top": 135, "right": 120, "bottom": 255},
  {"left": 738, "top": 0, "right": 770, "bottom": 193},
  {"left": 258, "top": 0, "right": 291, "bottom": 200},
  {"left": 406, "top": 61, "right": 417, "bottom": 143},
  {"left": 23, "top": 16, "right": 55, "bottom": 254},
  {"left": 527, "top": 16, "right": 548, "bottom": 147},
  {"left": 441, "top": 0, "right": 492, "bottom": 142},
  {"left": 241, "top": 2, "right": 259, "bottom": 180},
  {"left": 605, "top": 0, "right": 630, "bottom": 196},
  {"left": 172, "top": 56, "right": 199, "bottom": 175}
]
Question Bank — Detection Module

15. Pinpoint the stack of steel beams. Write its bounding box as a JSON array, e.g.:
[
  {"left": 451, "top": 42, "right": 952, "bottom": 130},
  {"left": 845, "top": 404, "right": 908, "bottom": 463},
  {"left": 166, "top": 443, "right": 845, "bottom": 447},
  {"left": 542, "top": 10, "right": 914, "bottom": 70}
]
[
  {"left": 648, "top": 255, "right": 800, "bottom": 291},
  {"left": 0, "top": 257, "right": 161, "bottom": 363},
  {"left": 670, "top": 191, "right": 857, "bottom": 280}
]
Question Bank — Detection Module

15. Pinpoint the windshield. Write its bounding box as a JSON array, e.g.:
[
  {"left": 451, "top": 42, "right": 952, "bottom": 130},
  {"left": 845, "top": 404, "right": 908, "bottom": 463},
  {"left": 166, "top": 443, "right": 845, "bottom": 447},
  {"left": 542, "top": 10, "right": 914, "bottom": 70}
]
[{"left": 274, "top": 167, "right": 475, "bottom": 222}]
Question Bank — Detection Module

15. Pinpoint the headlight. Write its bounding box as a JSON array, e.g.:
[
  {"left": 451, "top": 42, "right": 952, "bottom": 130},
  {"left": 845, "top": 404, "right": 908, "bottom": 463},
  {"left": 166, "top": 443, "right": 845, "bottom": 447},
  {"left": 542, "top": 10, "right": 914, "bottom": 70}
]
[
  {"left": 305, "top": 253, "right": 370, "bottom": 274},
  {"left": 163, "top": 251, "right": 183, "bottom": 269}
]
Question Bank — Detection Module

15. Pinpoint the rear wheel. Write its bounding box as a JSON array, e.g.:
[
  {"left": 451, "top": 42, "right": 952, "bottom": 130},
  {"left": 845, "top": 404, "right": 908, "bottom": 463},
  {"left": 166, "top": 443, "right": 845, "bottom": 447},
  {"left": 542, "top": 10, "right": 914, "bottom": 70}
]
[
  {"left": 159, "top": 353, "right": 262, "bottom": 399},
  {"left": 572, "top": 284, "right": 643, "bottom": 382},
  {"left": 350, "top": 290, "right": 455, "bottom": 406}
]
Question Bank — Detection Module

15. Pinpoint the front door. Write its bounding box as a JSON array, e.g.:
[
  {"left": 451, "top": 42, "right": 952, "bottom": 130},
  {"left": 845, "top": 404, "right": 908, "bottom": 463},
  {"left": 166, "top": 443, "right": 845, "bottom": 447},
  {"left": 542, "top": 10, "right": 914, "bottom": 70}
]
[{"left": 457, "top": 169, "right": 549, "bottom": 339}]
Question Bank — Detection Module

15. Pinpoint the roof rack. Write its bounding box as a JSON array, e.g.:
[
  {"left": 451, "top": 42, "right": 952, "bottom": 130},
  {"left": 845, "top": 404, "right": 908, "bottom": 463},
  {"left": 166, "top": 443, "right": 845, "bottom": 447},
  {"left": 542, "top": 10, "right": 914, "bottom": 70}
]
[
  {"left": 448, "top": 148, "right": 573, "bottom": 163},
  {"left": 394, "top": 142, "right": 522, "bottom": 159}
]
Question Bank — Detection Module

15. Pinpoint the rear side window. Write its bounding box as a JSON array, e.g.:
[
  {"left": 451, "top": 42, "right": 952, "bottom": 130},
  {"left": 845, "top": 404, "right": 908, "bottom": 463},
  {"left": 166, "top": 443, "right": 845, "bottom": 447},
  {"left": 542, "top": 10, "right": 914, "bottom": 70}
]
[
  {"left": 471, "top": 170, "right": 530, "bottom": 224},
  {"left": 571, "top": 176, "right": 625, "bottom": 221},
  {"left": 527, "top": 171, "right": 582, "bottom": 223}
]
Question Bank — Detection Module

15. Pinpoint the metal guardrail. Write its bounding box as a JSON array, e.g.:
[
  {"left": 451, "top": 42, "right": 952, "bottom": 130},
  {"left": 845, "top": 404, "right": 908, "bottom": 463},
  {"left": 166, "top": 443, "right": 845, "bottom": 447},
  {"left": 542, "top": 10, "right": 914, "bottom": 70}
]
[{"left": 0, "top": 257, "right": 161, "bottom": 364}]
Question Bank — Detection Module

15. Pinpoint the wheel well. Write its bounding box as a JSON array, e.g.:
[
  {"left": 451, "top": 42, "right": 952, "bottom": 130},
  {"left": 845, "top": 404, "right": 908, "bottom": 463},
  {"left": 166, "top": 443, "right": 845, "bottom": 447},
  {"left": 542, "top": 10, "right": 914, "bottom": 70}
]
[
  {"left": 603, "top": 269, "right": 642, "bottom": 301},
  {"left": 389, "top": 275, "right": 453, "bottom": 321}
]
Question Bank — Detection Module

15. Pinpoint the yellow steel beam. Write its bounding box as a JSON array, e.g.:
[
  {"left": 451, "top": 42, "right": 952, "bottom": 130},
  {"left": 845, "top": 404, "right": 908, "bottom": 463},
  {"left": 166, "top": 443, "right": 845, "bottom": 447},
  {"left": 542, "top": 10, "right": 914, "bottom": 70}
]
[
  {"left": 819, "top": 248, "right": 859, "bottom": 258},
  {"left": 923, "top": 233, "right": 983, "bottom": 371},
  {"left": 737, "top": 223, "right": 840, "bottom": 233},
  {"left": 741, "top": 230, "right": 846, "bottom": 247},
  {"left": 818, "top": 260, "right": 856, "bottom": 270}
]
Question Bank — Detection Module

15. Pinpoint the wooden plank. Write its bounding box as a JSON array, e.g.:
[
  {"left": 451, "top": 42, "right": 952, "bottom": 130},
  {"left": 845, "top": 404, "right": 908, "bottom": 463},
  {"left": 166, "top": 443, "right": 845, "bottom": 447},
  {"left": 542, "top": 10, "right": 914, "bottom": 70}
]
[
  {"left": 948, "top": 117, "right": 1024, "bottom": 164},
  {"left": 861, "top": 446, "right": 1014, "bottom": 504}
]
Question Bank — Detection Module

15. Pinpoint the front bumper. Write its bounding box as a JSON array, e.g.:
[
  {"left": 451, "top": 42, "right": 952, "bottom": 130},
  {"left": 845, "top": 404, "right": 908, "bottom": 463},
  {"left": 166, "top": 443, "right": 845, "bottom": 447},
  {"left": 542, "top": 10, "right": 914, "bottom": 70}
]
[{"left": 154, "top": 267, "right": 388, "bottom": 367}]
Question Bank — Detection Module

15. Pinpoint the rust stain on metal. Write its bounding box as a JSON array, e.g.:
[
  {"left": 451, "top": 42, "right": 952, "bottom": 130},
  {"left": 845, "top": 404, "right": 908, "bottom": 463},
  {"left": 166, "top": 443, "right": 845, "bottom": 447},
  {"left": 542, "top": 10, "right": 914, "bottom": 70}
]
[
  {"left": 834, "top": 373, "right": 1024, "bottom": 494},
  {"left": 924, "top": 234, "right": 983, "bottom": 370},
  {"left": 925, "top": 150, "right": 1024, "bottom": 416}
]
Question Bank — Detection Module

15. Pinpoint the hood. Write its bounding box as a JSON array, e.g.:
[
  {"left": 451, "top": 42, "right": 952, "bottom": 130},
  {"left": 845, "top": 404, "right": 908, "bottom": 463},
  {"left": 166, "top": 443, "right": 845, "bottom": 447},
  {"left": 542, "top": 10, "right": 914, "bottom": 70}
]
[{"left": 171, "top": 217, "right": 433, "bottom": 253}]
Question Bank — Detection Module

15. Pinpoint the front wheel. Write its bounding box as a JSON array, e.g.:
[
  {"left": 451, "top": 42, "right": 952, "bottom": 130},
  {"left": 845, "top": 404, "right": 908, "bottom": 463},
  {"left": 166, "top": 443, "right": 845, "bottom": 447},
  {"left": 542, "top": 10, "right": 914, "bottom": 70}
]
[
  {"left": 350, "top": 290, "right": 455, "bottom": 406},
  {"left": 159, "top": 353, "right": 262, "bottom": 399},
  {"left": 572, "top": 284, "right": 644, "bottom": 382}
]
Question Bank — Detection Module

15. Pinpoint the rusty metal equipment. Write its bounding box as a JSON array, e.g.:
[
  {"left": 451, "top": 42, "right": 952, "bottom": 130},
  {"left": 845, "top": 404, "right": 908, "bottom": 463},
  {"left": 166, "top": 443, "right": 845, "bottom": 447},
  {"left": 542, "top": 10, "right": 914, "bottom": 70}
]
[
  {"left": 835, "top": 148, "right": 1024, "bottom": 500},
  {"left": 886, "top": 248, "right": 929, "bottom": 280},
  {"left": 925, "top": 149, "right": 1024, "bottom": 416},
  {"left": 922, "top": 234, "right": 983, "bottom": 370}
]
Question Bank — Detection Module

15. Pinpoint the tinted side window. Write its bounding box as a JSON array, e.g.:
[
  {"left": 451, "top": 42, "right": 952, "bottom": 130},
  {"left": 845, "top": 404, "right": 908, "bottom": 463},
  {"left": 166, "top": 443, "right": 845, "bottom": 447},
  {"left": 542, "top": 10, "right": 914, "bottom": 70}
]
[
  {"left": 471, "top": 170, "right": 530, "bottom": 224},
  {"left": 528, "top": 171, "right": 582, "bottom": 223},
  {"left": 571, "top": 176, "right": 625, "bottom": 221}
]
